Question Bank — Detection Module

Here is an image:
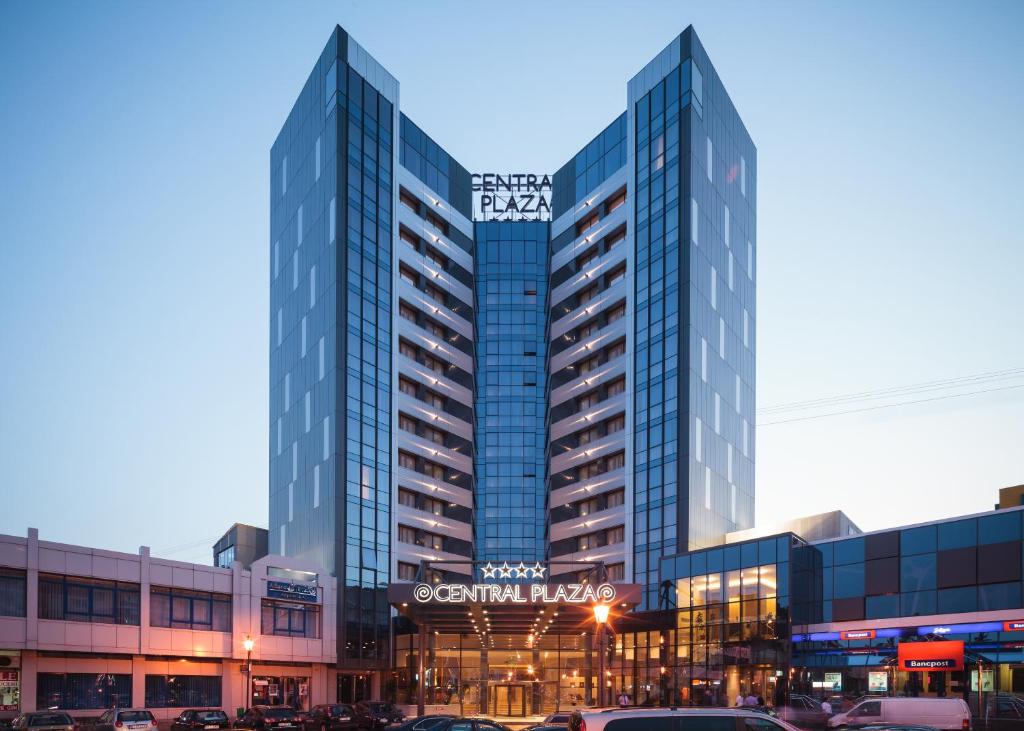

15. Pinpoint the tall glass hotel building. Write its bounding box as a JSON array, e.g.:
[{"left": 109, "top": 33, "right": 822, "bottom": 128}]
[{"left": 269, "top": 25, "right": 756, "bottom": 704}]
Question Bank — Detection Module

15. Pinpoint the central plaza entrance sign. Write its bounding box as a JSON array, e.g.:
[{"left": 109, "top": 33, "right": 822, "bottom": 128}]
[{"left": 413, "top": 580, "right": 616, "bottom": 605}]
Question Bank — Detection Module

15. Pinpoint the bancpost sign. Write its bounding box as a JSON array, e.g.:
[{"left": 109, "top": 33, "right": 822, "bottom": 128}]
[
  {"left": 473, "top": 173, "right": 552, "bottom": 221},
  {"left": 897, "top": 640, "right": 964, "bottom": 671},
  {"left": 413, "top": 581, "right": 616, "bottom": 605}
]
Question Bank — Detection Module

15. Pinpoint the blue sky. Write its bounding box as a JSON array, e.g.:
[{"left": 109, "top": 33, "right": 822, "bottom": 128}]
[{"left": 1, "top": 1, "right": 1022, "bottom": 563}]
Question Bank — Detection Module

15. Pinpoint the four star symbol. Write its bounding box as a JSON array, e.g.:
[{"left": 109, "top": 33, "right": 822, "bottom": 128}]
[{"left": 479, "top": 561, "right": 548, "bottom": 581}]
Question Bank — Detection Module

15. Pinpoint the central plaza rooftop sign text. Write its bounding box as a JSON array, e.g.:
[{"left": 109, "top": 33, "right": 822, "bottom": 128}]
[{"left": 473, "top": 173, "right": 552, "bottom": 221}]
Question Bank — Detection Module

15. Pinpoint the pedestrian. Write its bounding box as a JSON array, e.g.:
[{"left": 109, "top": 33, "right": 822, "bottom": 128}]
[
  {"left": 735, "top": 692, "right": 744, "bottom": 707},
  {"left": 744, "top": 693, "right": 758, "bottom": 706},
  {"left": 821, "top": 698, "right": 832, "bottom": 715},
  {"left": 617, "top": 690, "right": 629, "bottom": 708}
]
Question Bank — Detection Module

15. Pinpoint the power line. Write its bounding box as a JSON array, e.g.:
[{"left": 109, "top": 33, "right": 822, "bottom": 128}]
[
  {"left": 758, "top": 367, "right": 1024, "bottom": 415},
  {"left": 757, "top": 382, "right": 1024, "bottom": 427}
]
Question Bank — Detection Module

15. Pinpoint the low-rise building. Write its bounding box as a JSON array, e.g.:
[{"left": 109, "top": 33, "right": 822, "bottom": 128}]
[{"left": 0, "top": 528, "right": 336, "bottom": 721}]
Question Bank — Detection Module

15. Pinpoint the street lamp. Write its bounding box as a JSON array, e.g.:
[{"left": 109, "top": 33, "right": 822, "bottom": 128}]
[
  {"left": 243, "top": 636, "right": 255, "bottom": 712},
  {"left": 592, "top": 604, "right": 610, "bottom": 707}
]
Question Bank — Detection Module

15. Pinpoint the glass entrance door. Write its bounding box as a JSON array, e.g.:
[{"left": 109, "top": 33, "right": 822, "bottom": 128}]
[{"left": 491, "top": 684, "right": 527, "bottom": 716}]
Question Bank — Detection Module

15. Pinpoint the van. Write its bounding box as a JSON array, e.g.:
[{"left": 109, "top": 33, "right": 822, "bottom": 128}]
[
  {"left": 568, "top": 708, "right": 802, "bottom": 731},
  {"left": 827, "top": 697, "right": 971, "bottom": 730}
]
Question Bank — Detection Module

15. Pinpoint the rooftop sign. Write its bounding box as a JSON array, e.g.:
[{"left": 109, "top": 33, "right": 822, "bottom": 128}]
[
  {"left": 473, "top": 173, "right": 552, "bottom": 221},
  {"left": 267, "top": 579, "right": 319, "bottom": 603}
]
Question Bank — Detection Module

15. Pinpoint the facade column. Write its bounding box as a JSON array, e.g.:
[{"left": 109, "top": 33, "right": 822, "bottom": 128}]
[
  {"left": 26, "top": 529, "right": 39, "bottom": 651},
  {"left": 20, "top": 650, "right": 38, "bottom": 713},
  {"left": 132, "top": 656, "right": 146, "bottom": 710},
  {"left": 417, "top": 623, "right": 426, "bottom": 717},
  {"left": 583, "top": 635, "right": 594, "bottom": 706},
  {"left": 479, "top": 647, "right": 488, "bottom": 716}
]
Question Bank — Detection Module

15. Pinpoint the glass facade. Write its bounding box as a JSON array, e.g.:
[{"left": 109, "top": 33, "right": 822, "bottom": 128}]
[
  {"left": 144, "top": 676, "right": 222, "bottom": 708},
  {"left": 473, "top": 221, "right": 549, "bottom": 563},
  {"left": 270, "top": 28, "right": 393, "bottom": 667},
  {"left": 36, "top": 674, "right": 132, "bottom": 710}
]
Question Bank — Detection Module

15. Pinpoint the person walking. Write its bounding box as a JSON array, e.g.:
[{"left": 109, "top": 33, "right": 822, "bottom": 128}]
[
  {"left": 821, "top": 698, "right": 833, "bottom": 715},
  {"left": 617, "top": 691, "right": 629, "bottom": 708}
]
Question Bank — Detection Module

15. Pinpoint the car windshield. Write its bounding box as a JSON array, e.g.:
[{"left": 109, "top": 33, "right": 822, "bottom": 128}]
[
  {"left": 366, "top": 704, "right": 392, "bottom": 712},
  {"left": 118, "top": 713, "right": 154, "bottom": 723},
  {"left": 29, "top": 715, "right": 73, "bottom": 726},
  {"left": 196, "top": 713, "right": 227, "bottom": 722},
  {"left": 262, "top": 710, "right": 294, "bottom": 720}
]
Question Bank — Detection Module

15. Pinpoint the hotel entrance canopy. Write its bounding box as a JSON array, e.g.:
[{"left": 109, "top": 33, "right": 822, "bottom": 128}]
[{"left": 387, "top": 560, "right": 642, "bottom": 639}]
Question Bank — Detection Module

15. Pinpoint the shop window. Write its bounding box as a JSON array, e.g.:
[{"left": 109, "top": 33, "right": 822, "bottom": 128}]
[
  {"left": 144, "top": 676, "right": 221, "bottom": 708},
  {"left": 36, "top": 673, "right": 132, "bottom": 710}
]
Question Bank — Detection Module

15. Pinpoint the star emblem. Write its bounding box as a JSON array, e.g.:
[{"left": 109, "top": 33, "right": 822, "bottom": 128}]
[
  {"left": 481, "top": 562, "right": 497, "bottom": 580},
  {"left": 515, "top": 562, "right": 529, "bottom": 579},
  {"left": 530, "top": 562, "right": 546, "bottom": 579},
  {"left": 498, "top": 562, "right": 512, "bottom": 579}
]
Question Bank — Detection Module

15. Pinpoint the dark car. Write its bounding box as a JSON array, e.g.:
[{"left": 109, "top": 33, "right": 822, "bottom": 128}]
[
  {"left": 521, "top": 726, "right": 565, "bottom": 731},
  {"left": 94, "top": 711, "right": 157, "bottom": 731},
  {"left": 353, "top": 703, "right": 404, "bottom": 729},
  {"left": 10, "top": 713, "right": 76, "bottom": 731},
  {"left": 171, "top": 711, "right": 231, "bottom": 731},
  {"left": 389, "top": 717, "right": 455, "bottom": 731},
  {"left": 856, "top": 726, "right": 939, "bottom": 731},
  {"left": 305, "top": 706, "right": 358, "bottom": 731},
  {"left": 234, "top": 707, "right": 302, "bottom": 731},
  {"left": 411, "top": 721, "right": 509, "bottom": 731}
]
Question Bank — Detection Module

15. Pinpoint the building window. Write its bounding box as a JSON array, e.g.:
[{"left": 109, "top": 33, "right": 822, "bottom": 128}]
[
  {"left": 606, "top": 415, "right": 625, "bottom": 434},
  {"left": 398, "top": 452, "right": 417, "bottom": 470},
  {"left": 398, "top": 525, "right": 417, "bottom": 544},
  {"left": 38, "top": 575, "right": 140, "bottom": 625},
  {"left": 399, "top": 303, "right": 417, "bottom": 323},
  {"left": 0, "top": 568, "right": 26, "bottom": 617},
  {"left": 399, "top": 414, "right": 418, "bottom": 435},
  {"left": 399, "top": 377, "right": 417, "bottom": 397},
  {"left": 606, "top": 340, "right": 626, "bottom": 360},
  {"left": 399, "top": 265, "right": 417, "bottom": 286},
  {"left": 605, "top": 189, "right": 627, "bottom": 215},
  {"left": 397, "top": 562, "right": 418, "bottom": 581},
  {"left": 399, "top": 189, "right": 418, "bottom": 213},
  {"left": 606, "top": 490, "right": 625, "bottom": 508},
  {"left": 260, "top": 600, "right": 320, "bottom": 638},
  {"left": 214, "top": 546, "right": 235, "bottom": 569},
  {"left": 145, "top": 676, "right": 221, "bottom": 708},
  {"left": 606, "top": 452, "right": 625, "bottom": 471},
  {"left": 576, "top": 212, "right": 599, "bottom": 236},
  {"left": 36, "top": 673, "right": 132, "bottom": 710},
  {"left": 607, "top": 563, "right": 625, "bottom": 581},
  {"left": 607, "top": 266, "right": 626, "bottom": 286},
  {"left": 606, "top": 527, "right": 625, "bottom": 545},
  {"left": 399, "top": 227, "right": 419, "bottom": 249},
  {"left": 398, "top": 489, "right": 417, "bottom": 508},
  {"left": 150, "top": 587, "right": 231, "bottom": 632},
  {"left": 607, "top": 303, "right": 626, "bottom": 323},
  {"left": 607, "top": 378, "right": 626, "bottom": 397}
]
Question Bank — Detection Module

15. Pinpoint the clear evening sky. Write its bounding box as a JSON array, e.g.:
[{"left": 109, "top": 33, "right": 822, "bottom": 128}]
[{"left": 1, "top": 1, "right": 1022, "bottom": 563}]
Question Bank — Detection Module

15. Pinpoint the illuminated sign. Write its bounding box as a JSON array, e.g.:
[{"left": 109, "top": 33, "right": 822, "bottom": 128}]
[
  {"left": 868, "top": 671, "right": 888, "bottom": 692},
  {"left": 841, "top": 630, "right": 877, "bottom": 640},
  {"left": 413, "top": 581, "right": 616, "bottom": 605},
  {"left": 267, "top": 580, "right": 318, "bottom": 603},
  {"left": 897, "top": 640, "right": 964, "bottom": 671},
  {"left": 473, "top": 174, "right": 552, "bottom": 221},
  {"left": 1004, "top": 621, "right": 1024, "bottom": 632}
]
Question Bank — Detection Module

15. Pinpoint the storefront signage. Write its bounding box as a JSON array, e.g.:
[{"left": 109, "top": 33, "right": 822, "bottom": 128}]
[
  {"left": 472, "top": 174, "right": 552, "bottom": 221},
  {"left": 868, "top": 671, "right": 888, "bottom": 692},
  {"left": 897, "top": 640, "right": 964, "bottom": 671},
  {"left": 0, "top": 670, "right": 18, "bottom": 712},
  {"left": 267, "top": 580, "right": 318, "bottom": 603},
  {"left": 413, "top": 581, "right": 616, "bottom": 605},
  {"left": 1003, "top": 620, "right": 1024, "bottom": 632},
  {"left": 841, "top": 629, "right": 877, "bottom": 640}
]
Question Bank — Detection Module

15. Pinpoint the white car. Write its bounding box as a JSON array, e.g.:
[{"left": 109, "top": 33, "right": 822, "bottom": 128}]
[
  {"left": 827, "top": 697, "right": 971, "bottom": 730},
  {"left": 567, "top": 707, "right": 802, "bottom": 731}
]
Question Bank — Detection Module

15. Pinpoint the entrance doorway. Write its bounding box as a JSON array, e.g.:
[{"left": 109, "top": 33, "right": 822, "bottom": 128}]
[
  {"left": 338, "top": 674, "right": 369, "bottom": 704},
  {"left": 490, "top": 684, "right": 527, "bottom": 717}
]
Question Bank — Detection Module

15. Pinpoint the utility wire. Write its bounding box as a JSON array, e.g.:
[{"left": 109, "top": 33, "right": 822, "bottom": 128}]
[
  {"left": 758, "top": 367, "right": 1024, "bottom": 415},
  {"left": 757, "top": 382, "right": 1024, "bottom": 427}
]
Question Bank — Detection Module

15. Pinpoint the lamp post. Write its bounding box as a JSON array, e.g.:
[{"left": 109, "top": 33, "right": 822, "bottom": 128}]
[
  {"left": 243, "top": 636, "right": 255, "bottom": 712},
  {"left": 593, "top": 604, "right": 610, "bottom": 708}
]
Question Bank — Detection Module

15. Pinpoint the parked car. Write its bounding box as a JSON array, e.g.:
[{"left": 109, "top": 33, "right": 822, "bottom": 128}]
[
  {"left": 827, "top": 698, "right": 970, "bottom": 730},
  {"left": 776, "top": 694, "right": 830, "bottom": 727},
  {"left": 983, "top": 693, "right": 1024, "bottom": 729},
  {"left": 543, "top": 714, "right": 571, "bottom": 726},
  {"left": 10, "top": 713, "right": 76, "bottom": 731},
  {"left": 856, "top": 725, "right": 940, "bottom": 731},
  {"left": 389, "top": 717, "right": 455, "bottom": 731},
  {"left": 94, "top": 711, "right": 157, "bottom": 731},
  {"left": 304, "top": 705, "right": 358, "bottom": 731},
  {"left": 234, "top": 707, "right": 303, "bottom": 731},
  {"left": 353, "top": 703, "right": 404, "bottom": 729},
  {"left": 402, "top": 721, "right": 509, "bottom": 731},
  {"left": 171, "top": 710, "right": 231, "bottom": 731},
  {"left": 567, "top": 708, "right": 802, "bottom": 731}
]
